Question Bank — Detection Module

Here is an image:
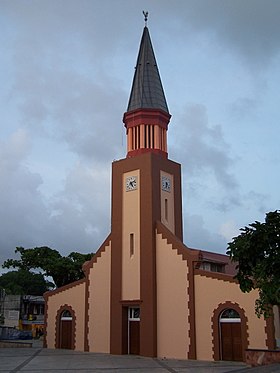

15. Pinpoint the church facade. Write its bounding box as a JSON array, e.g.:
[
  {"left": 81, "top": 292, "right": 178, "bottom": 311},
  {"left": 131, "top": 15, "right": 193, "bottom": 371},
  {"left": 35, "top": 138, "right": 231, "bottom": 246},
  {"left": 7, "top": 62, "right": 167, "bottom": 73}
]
[{"left": 44, "top": 23, "right": 278, "bottom": 362}]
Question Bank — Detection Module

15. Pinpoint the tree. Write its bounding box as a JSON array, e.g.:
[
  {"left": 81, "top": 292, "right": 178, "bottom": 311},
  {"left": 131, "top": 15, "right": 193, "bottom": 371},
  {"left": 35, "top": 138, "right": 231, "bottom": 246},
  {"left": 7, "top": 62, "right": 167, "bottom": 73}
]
[
  {"left": 2, "top": 247, "right": 94, "bottom": 288},
  {"left": 0, "top": 269, "right": 52, "bottom": 295},
  {"left": 227, "top": 210, "right": 280, "bottom": 318}
]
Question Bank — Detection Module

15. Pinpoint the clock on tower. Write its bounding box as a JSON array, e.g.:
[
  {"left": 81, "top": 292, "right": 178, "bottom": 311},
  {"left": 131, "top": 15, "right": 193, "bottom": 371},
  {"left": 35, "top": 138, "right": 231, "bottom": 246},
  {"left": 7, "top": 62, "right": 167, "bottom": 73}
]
[{"left": 126, "top": 176, "right": 137, "bottom": 191}]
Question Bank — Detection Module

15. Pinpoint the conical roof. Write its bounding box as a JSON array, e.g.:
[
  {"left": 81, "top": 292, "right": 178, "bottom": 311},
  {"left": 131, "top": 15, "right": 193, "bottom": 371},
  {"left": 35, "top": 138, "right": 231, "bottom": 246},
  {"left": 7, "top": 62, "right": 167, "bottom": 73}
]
[{"left": 126, "top": 26, "right": 169, "bottom": 113}]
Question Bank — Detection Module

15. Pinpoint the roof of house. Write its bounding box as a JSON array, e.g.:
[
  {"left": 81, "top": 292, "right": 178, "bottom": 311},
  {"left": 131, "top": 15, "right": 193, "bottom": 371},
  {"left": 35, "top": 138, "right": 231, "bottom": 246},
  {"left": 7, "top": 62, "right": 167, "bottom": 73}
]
[{"left": 199, "top": 249, "right": 237, "bottom": 275}]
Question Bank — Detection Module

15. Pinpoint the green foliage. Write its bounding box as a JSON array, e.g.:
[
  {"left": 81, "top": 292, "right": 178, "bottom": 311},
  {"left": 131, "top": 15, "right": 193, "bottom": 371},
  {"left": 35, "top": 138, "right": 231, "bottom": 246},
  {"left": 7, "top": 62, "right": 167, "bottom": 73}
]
[
  {"left": 0, "top": 269, "right": 51, "bottom": 295},
  {"left": 227, "top": 210, "right": 280, "bottom": 318},
  {"left": 2, "top": 247, "right": 94, "bottom": 288}
]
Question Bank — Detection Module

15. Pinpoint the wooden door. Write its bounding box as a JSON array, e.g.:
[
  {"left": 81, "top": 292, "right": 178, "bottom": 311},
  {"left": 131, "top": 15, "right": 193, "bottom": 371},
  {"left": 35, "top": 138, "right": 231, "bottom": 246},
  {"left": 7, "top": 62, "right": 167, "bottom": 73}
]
[
  {"left": 231, "top": 322, "right": 243, "bottom": 361},
  {"left": 221, "top": 323, "right": 242, "bottom": 361},
  {"left": 129, "top": 321, "right": 140, "bottom": 355},
  {"left": 60, "top": 320, "right": 72, "bottom": 349}
]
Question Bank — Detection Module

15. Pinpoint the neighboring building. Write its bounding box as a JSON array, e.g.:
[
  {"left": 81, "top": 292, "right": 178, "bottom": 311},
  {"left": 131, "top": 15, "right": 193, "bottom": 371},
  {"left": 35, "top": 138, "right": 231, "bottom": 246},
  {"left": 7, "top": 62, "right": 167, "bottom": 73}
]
[
  {"left": 20, "top": 295, "right": 45, "bottom": 337},
  {"left": 44, "top": 22, "right": 279, "bottom": 361},
  {"left": 0, "top": 292, "right": 44, "bottom": 337},
  {"left": 0, "top": 293, "right": 21, "bottom": 329}
]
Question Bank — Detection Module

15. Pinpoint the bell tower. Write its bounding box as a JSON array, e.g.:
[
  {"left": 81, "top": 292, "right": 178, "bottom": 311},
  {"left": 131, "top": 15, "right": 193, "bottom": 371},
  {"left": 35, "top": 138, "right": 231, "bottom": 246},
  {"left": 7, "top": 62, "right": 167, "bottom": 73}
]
[
  {"left": 123, "top": 25, "right": 171, "bottom": 158},
  {"left": 110, "top": 16, "right": 183, "bottom": 357}
]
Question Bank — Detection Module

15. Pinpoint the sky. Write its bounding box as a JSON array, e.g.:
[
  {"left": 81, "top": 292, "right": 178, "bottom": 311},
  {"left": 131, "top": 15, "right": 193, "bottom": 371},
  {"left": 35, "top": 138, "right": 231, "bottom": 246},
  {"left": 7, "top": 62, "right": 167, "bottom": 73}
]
[{"left": 1, "top": 0, "right": 280, "bottom": 270}]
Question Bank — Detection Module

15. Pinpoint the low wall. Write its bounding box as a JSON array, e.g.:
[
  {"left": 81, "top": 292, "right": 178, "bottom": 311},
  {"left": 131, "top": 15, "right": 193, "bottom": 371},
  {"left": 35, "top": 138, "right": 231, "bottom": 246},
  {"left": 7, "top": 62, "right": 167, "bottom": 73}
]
[
  {"left": 246, "top": 349, "right": 280, "bottom": 366},
  {"left": 0, "top": 340, "right": 32, "bottom": 348}
]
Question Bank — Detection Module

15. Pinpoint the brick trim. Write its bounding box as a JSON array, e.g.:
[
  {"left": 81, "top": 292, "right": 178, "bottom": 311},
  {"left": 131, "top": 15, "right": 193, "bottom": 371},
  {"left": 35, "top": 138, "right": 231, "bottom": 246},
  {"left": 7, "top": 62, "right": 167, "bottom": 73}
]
[
  {"left": 44, "top": 278, "right": 85, "bottom": 299},
  {"left": 84, "top": 268, "right": 90, "bottom": 352},
  {"left": 82, "top": 234, "right": 111, "bottom": 275},
  {"left": 83, "top": 234, "right": 111, "bottom": 351},
  {"left": 194, "top": 268, "right": 237, "bottom": 283},
  {"left": 55, "top": 304, "right": 76, "bottom": 350},
  {"left": 265, "top": 315, "right": 276, "bottom": 349},
  {"left": 156, "top": 221, "right": 200, "bottom": 359},
  {"left": 212, "top": 301, "right": 249, "bottom": 361},
  {"left": 43, "top": 294, "right": 49, "bottom": 348},
  {"left": 156, "top": 221, "right": 200, "bottom": 262}
]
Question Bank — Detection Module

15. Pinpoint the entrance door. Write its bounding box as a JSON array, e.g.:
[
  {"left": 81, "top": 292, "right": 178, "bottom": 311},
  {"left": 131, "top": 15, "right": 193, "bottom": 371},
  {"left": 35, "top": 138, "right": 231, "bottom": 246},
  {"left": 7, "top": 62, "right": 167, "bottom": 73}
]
[
  {"left": 128, "top": 307, "right": 140, "bottom": 355},
  {"left": 220, "top": 309, "right": 242, "bottom": 361},
  {"left": 59, "top": 310, "right": 73, "bottom": 349},
  {"left": 129, "top": 321, "right": 140, "bottom": 354}
]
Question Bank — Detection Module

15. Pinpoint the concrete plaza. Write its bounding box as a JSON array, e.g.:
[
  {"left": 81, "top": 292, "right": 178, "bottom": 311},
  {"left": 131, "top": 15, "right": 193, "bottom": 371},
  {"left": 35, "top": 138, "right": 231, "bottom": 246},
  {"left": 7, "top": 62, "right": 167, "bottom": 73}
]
[{"left": 0, "top": 341, "right": 279, "bottom": 372}]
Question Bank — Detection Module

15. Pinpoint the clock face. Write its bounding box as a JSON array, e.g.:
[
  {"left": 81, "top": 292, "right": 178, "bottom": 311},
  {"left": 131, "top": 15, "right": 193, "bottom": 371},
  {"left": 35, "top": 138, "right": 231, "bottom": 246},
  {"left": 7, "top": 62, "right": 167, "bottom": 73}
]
[
  {"left": 161, "top": 176, "right": 171, "bottom": 192},
  {"left": 126, "top": 176, "right": 137, "bottom": 191}
]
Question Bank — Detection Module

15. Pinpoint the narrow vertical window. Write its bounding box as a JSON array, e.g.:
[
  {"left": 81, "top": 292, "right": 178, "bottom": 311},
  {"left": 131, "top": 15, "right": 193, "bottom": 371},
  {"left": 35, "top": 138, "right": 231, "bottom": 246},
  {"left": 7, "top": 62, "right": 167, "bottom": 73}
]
[
  {"left": 137, "top": 126, "right": 140, "bottom": 148},
  {"left": 132, "top": 127, "right": 135, "bottom": 150},
  {"left": 165, "top": 198, "right": 168, "bottom": 221},
  {"left": 130, "top": 233, "right": 134, "bottom": 257},
  {"left": 144, "top": 125, "right": 147, "bottom": 148}
]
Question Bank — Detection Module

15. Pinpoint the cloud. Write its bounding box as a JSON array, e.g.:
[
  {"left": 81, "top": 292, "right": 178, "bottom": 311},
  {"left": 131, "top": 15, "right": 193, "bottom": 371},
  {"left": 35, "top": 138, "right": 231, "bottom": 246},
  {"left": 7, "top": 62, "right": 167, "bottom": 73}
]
[
  {"left": 13, "top": 57, "right": 126, "bottom": 163},
  {"left": 229, "top": 97, "right": 259, "bottom": 120},
  {"left": 0, "top": 129, "right": 30, "bottom": 168},
  {"left": 46, "top": 161, "right": 111, "bottom": 253},
  {"left": 0, "top": 130, "right": 48, "bottom": 266},
  {"left": 0, "top": 135, "right": 111, "bottom": 268},
  {"left": 243, "top": 190, "right": 270, "bottom": 214},
  {"left": 1, "top": 0, "right": 279, "bottom": 267},
  {"left": 171, "top": 0, "right": 280, "bottom": 69},
  {"left": 5, "top": 0, "right": 280, "bottom": 67},
  {"left": 184, "top": 214, "right": 227, "bottom": 253},
  {"left": 0, "top": 1, "right": 129, "bottom": 267},
  {"left": 171, "top": 103, "right": 238, "bottom": 191},
  {"left": 219, "top": 220, "right": 240, "bottom": 242}
]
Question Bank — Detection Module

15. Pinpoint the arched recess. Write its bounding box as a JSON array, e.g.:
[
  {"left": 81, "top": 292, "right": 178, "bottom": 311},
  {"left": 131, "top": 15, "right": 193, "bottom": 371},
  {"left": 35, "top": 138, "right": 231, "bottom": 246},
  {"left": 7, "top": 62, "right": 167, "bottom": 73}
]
[
  {"left": 55, "top": 305, "right": 76, "bottom": 350},
  {"left": 212, "top": 302, "right": 249, "bottom": 362}
]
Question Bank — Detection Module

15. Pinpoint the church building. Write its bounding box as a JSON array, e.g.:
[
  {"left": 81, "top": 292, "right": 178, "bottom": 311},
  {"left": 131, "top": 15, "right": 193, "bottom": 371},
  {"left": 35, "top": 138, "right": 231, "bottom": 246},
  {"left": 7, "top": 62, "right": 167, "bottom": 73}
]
[{"left": 44, "top": 21, "right": 278, "bottom": 362}]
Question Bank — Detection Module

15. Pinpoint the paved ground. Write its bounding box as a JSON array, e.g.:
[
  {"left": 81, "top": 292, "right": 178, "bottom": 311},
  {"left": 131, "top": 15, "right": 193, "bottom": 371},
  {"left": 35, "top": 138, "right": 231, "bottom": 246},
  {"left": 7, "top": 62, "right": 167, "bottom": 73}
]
[{"left": 0, "top": 340, "right": 279, "bottom": 373}]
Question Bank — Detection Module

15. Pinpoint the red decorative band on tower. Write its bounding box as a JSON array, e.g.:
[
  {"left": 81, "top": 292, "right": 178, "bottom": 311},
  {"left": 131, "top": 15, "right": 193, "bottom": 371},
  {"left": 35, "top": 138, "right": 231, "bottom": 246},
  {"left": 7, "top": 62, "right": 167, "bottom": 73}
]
[{"left": 123, "top": 108, "right": 171, "bottom": 158}]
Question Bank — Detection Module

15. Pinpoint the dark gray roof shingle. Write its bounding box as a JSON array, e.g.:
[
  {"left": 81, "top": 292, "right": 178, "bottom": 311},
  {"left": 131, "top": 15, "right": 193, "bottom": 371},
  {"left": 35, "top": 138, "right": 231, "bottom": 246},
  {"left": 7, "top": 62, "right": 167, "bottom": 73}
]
[{"left": 127, "top": 26, "right": 169, "bottom": 113}]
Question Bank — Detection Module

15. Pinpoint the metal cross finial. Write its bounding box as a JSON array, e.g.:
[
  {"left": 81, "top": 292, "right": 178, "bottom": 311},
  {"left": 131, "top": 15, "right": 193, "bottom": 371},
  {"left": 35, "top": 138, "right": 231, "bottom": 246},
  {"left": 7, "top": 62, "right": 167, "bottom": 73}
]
[{"left": 143, "top": 11, "right": 148, "bottom": 26}]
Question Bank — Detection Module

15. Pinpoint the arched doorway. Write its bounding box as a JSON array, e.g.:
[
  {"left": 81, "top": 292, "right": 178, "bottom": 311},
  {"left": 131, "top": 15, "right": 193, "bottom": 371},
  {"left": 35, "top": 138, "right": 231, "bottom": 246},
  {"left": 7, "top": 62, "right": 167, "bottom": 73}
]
[
  {"left": 59, "top": 309, "right": 73, "bottom": 349},
  {"left": 212, "top": 302, "right": 248, "bottom": 361},
  {"left": 219, "top": 308, "right": 242, "bottom": 361}
]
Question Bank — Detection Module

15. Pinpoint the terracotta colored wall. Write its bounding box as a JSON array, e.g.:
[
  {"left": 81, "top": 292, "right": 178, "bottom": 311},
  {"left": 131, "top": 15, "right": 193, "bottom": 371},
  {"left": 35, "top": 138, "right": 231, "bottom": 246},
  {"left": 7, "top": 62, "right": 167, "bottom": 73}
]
[
  {"left": 156, "top": 232, "right": 189, "bottom": 359},
  {"left": 122, "top": 170, "right": 140, "bottom": 300},
  {"left": 46, "top": 281, "right": 85, "bottom": 350},
  {"left": 246, "top": 349, "right": 280, "bottom": 366},
  {"left": 194, "top": 274, "right": 267, "bottom": 361},
  {"left": 88, "top": 242, "right": 111, "bottom": 353},
  {"left": 160, "top": 171, "right": 175, "bottom": 234}
]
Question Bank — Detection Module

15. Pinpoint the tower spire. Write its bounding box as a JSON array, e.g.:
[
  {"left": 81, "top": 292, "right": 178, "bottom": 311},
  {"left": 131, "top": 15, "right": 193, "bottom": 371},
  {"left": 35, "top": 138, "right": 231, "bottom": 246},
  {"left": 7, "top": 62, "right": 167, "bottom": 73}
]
[{"left": 123, "top": 19, "right": 171, "bottom": 158}]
